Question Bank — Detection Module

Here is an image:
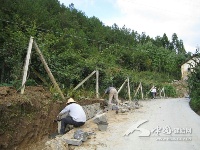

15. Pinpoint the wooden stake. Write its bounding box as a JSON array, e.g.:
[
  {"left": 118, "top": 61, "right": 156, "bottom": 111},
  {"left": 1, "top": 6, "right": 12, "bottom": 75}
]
[
  {"left": 73, "top": 70, "right": 96, "bottom": 90},
  {"left": 134, "top": 82, "right": 141, "bottom": 98},
  {"left": 140, "top": 83, "right": 144, "bottom": 99},
  {"left": 33, "top": 41, "right": 65, "bottom": 100},
  {"left": 160, "top": 87, "right": 165, "bottom": 98},
  {"left": 96, "top": 70, "right": 99, "bottom": 98},
  {"left": 31, "top": 67, "right": 48, "bottom": 86},
  {"left": 21, "top": 37, "right": 33, "bottom": 94},
  {"left": 127, "top": 77, "right": 131, "bottom": 101},
  {"left": 117, "top": 79, "right": 127, "bottom": 94},
  {"left": 163, "top": 87, "right": 165, "bottom": 97}
]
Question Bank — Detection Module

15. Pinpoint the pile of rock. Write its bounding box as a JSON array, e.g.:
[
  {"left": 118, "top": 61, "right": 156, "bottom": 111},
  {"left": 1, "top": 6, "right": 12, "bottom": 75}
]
[
  {"left": 45, "top": 100, "right": 143, "bottom": 149},
  {"left": 64, "top": 129, "right": 94, "bottom": 146},
  {"left": 45, "top": 129, "right": 95, "bottom": 149},
  {"left": 93, "top": 113, "right": 108, "bottom": 131},
  {"left": 82, "top": 103, "right": 101, "bottom": 120},
  {"left": 104, "top": 101, "right": 143, "bottom": 114}
]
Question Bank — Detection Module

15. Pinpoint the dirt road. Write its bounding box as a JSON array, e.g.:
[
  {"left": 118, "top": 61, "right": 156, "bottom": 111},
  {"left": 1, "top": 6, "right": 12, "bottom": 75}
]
[{"left": 73, "top": 98, "right": 200, "bottom": 150}]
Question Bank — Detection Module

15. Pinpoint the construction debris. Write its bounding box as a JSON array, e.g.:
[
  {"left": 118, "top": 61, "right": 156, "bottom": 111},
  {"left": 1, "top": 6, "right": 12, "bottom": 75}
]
[
  {"left": 73, "top": 129, "right": 88, "bottom": 142},
  {"left": 82, "top": 103, "right": 101, "bottom": 120},
  {"left": 45, "top": 100, "right": 143, "bottom": 149},
  {"left": 97, "top": 121, "right": 108, "bottom": 131},
  {"left": 93, "top": 113, "right": 108, "bottom": 131},
  {"left": 65, "top": 138, "right": 82, "bottom": 146},
  {"left": 93, "top": 113, "right": 107, "bottom": 124},
  {"left": 66, "top": 129, "right": 96, "bottom": 146},
  {"left": 102, "top": 100, "right": 143, "bottom": 114}
]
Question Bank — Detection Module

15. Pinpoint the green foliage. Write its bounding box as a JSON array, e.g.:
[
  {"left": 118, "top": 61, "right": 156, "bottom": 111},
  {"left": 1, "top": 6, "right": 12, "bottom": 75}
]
[
  {"left": 190, "top": 96, "right": 200, "bottom": 112},
  {"left": 49, "top": 86, "right": 62, "bottom": 100},
  {"left": 163, "top": 85, "right": 177, "bottom": 97},
  {"left": 0, "top": 0, "right": 192, "bottom": 99},
  {"left": 12, "top": 79, "right": 37, "bottom": 90},
  {"left": 188, "top": 54, "right": 200, "bottom": 112},
  {"left": 0, "top": 83, "right": 12, "bottom": 87}
]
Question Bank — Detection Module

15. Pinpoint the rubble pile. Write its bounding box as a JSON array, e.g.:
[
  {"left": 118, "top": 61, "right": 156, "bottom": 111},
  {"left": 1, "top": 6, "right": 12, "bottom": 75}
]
[
  {"left": 104, "top": 101, "right": 143, "bottom": 114},
  {"left": 45, "top": 100, "right": 143, "bottom": 149},
  {"left": 93, "top": 113, "right": 108, "bottom": 131},
  {"left": 82, "top": 103, "right": 101, "bottom": 120}
]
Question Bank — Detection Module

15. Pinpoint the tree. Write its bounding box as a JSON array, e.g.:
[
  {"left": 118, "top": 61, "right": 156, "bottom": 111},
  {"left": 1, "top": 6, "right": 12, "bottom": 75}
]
[
  {"left": 169, "top": 33, "right": 186, "bottom": 54},
  {"left": 188, "top": 54, "right": 200, "bottom": 112},
  {"left": 0, "top": 0, "right": 187, "bottom": 89},
  {"left": 162, "top": 33, "right": 170, "bottom": 49}
]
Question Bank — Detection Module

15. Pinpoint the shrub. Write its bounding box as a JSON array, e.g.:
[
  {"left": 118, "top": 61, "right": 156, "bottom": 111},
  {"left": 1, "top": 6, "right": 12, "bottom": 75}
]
[{"left": 164, "top": 85, "right": 177, "bottom": 97}]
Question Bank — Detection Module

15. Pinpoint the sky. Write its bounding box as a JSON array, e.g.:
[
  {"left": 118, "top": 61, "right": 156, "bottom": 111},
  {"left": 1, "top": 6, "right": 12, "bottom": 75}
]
[{"left": 59, "top": 0, "right": 200, "bottom": 54}]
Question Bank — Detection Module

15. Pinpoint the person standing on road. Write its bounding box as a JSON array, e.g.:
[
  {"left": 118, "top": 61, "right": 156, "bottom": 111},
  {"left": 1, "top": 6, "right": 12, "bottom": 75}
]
[
  {"left": 57, "top": 98, "right": 86, "bottom": 135},
  {"left": 151, "top": 87, "right": 157, "bottom": 99},
  {"left": 103, "top": 87, "right": 119, "bottom": 105}
]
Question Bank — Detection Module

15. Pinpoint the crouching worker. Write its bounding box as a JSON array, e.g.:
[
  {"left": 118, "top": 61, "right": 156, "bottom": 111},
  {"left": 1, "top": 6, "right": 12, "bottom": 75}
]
[{"left": 57, "top": 98, "right": 86, "bottom": 135}]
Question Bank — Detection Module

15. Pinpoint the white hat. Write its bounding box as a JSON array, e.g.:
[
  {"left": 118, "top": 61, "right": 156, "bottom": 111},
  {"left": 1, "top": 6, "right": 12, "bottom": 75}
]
[{"left": 66, "top": 98, "right": 76, "bottom": 104}]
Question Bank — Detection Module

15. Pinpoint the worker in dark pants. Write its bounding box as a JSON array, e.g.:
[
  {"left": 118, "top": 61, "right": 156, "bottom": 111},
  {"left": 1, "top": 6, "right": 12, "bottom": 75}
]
[
  {"left": 57, "top": 98, "right": 86, "bottom": 135},
  {"left": 104, "top": 87, "right": 119, "bottom": 105},
  {"left": 151, "top": 87, "right": 157, "bottom": 99}
]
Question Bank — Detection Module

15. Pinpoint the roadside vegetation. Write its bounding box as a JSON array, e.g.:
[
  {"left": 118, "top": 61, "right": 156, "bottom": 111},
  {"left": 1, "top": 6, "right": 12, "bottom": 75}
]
[
  {"left": 0, "top": 0, "right": 195, "bottom": 100},
  {"left": 187, "top": 54, "right": 200, "bottom": 113},
  {"left": 0, "top": 1, "right": 199, "bottom": 149}
]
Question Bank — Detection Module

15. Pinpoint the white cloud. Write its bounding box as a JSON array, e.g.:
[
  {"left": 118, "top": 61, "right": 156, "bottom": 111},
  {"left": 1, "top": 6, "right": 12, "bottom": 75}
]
[
  {"left": 103, "top": 0, "right": 200, "bottom": 53},
  {"left": 59, "top": 0, "right": 200, "bottom": 53}
]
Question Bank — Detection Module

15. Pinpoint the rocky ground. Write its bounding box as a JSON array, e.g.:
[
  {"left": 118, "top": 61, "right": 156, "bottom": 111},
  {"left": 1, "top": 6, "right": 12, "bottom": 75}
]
[{"left": 0, "top": 80, "right": 189, "bottom": 150}]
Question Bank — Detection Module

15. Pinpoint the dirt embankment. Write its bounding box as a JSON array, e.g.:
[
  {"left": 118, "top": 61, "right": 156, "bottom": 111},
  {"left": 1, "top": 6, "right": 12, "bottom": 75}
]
[{"left": 0, "top": 86, "right": 106, "bottom": 150}]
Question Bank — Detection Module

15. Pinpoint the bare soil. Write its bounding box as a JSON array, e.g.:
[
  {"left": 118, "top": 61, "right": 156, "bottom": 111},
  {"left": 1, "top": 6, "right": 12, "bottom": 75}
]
[{"left": 0, "top": 86, "right": 106, "bottom": 150}]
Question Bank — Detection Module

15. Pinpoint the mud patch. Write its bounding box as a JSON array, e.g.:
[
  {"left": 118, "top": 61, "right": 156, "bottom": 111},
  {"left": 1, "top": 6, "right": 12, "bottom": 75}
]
[{"left": 0, "top": 86, "right": 107, "bottom": 150}]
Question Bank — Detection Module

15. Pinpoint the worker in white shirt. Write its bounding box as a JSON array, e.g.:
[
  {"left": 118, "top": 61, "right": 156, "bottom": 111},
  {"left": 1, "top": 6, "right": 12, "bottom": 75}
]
[
  {"left": 57, "top": 98, "right": 86, "bottom": 135},
  {"left": 151, "top": 87, "right": 157, "bottom": 99}
]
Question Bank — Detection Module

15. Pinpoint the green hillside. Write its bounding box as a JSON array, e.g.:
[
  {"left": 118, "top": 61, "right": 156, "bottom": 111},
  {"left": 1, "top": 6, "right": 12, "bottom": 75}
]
[{"left": 0, "top": 0, "right": 197, "bottom": 99}]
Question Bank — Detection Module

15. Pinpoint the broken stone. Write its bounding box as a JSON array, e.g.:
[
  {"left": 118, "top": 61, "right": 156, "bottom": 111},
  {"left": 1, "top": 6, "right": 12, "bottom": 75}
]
[
  {"left": 82, "top": 103, "right": 101, "bottom": 120},
  {"left": 93, "top": 113, "right": 107, "bottom": 124},
  {"left": 73, "top": 129, "right": 88, "bottom": 142},
  {"left": 112, "top": 105, "right": 119, "bottom": 110},
  {"left": 121, "top": 109, "right": 126, "bottom": 113},
  {"left": 97, "top": 122, "right": 108, "bottom": 131},
  {"left": 81, "top": 132, "right": 88, "bottom": 142},
  {"left": 65, "top": 138, "right": 82, "bottom": 146}
]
